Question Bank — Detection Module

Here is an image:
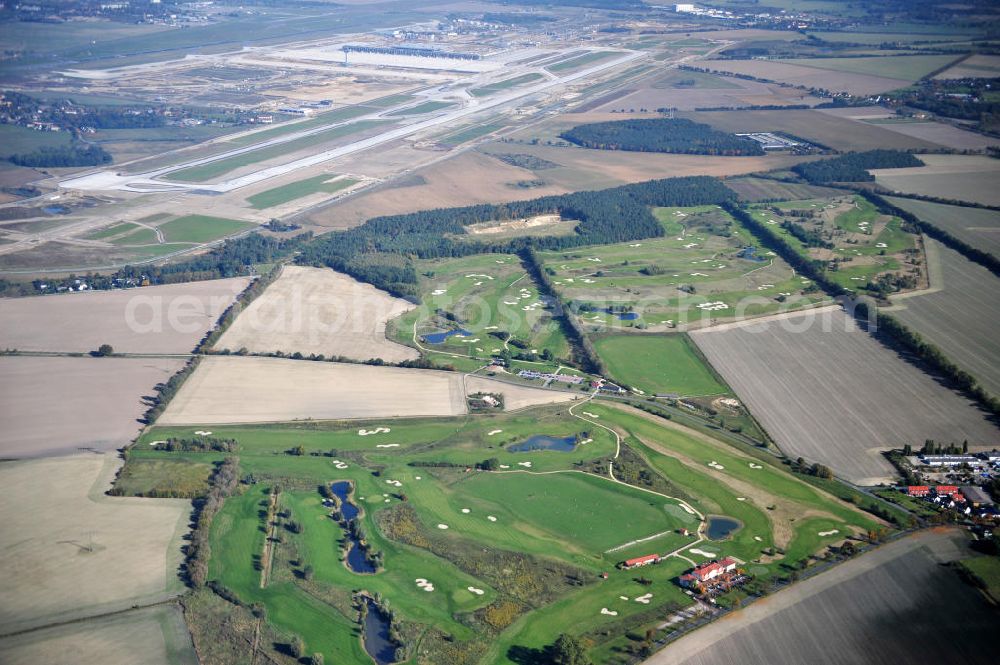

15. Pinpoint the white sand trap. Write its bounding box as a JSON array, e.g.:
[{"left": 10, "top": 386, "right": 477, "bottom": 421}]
[
  {"left": 468, "top": 587, "right": 485, "bottom": 595},
  {"left": 437, "top": 524, "right": 449, "bottom": 530},
  {"left": 708, "top": 461, "right": 725, "bottom": 470},
  {"left": 689, "top": 548, "right": 717, "bottom": 558},
  {"left": 194, "top": 430, "right": 213, "bottom": 436},
  {"left": 635, "top": 593, "right": 653, "bottom": 604},
  {"left": 601, "top": 608, "right": 619, "bottom": 616},
  {"left": 503, "top": 301, "right": 518, "bottom": 305},
  {"left": 414, "top": 476, "right": 422, "bottom": 480},
  {"left": 424, "top": 585, "right": 434, "bottom": 592},
  {"left": 334, "top": 463, "right": 349, "bottom": 470},
  {"left": 580, "top": 438, "right": 593, "bottom": 445},
  {"left": 487, "top": 429, "right": 503, "bottom": 436},
  {"left": 384, "top": 499, "right": 390, "bottom": 503},
  {"left": 461, "top": 508, "right": 471, "bottom": 514},
  {"left": 619, "top": 596, "right": 629, "bottom": 600},
  {"left": 754, "top": 536, "right": 763, "bottom": 542},
  {"left": 148, "top": 440, "right": 166, "bottom": 446},
  {"left": 819, "top": 530, "right": 840, "bottom": 537},
  {"left": 385, "top": 480, "right": 402, "bottom": 487},
  {"left": 499, "top": 464, "right": 510, "bottom": 469},
  {"left": 680, "top": 504, "right": 695, "bottom": 515},
  {"left": 432, "top": 289, "right": 447, "bottom": 295},
  {"left": 376, "top": 443, "right": 400, "bottom": 448},
  {"left": 583, "top": 412, "right": 600, "bottom": 418},
  {"left": 748, "top": 463, "right": 762, "bottom": 469},
  {"left": 517, "top": 461, "right": 533, "bottom": 468},
  {"left": 415, "top": 578, "right": 427, "bottom": 584},
  {"left": 737, "top": 497, "right": 746, "bottom": 501},
  {"left": 487, "top": 516, "right": 497, "bottom": 522}
]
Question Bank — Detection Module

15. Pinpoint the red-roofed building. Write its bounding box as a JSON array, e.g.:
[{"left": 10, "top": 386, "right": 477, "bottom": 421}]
[
  {"left": 620, "top": 554, "right": 661, "bottom": 570},
  {"left": 687, "top": 557, "right": 738, "bottom": 583},
  {"left": 906, "top": 486, "right": 930, "bottom": 497},
  {"left": 936, "top": 485, "right": 959, "bottom": 495}
]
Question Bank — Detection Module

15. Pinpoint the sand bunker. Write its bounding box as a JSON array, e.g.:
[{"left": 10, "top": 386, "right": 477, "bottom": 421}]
[
  {"left": 359, "top": 427, "right": 391, "bottom": 436},
  {"left": 437, "top": 524, "right": 449, "bottom": 530},
  {"left": 635, "top": 593, "right": 653, "bottom": 604},
  {"left": 689, "top": 548, "right": 717, "bottom": 558},
  {"left": 468, "top": 586, "right": 485, "bottom": 595},
  {"left": 375, "top": 443, "right": 400, "bottom": 448},
  {"left": 601, "top": 608, "right": 619, "bottom": 616},
  {"left": 819, "top": 529, "right": 840, "bottom": 537}
]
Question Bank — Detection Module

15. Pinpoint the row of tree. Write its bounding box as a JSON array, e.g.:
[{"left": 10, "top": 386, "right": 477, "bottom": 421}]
[
  {"left": 560, "top": 118, "right": 765, "bottom": 156},
  {"left": 186, "top": 458, "right": 241, "bottom": 587}
]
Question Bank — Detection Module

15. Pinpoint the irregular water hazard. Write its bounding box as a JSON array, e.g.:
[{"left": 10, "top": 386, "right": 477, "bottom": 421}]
[
  {"left": 330, "top": 481, "right": 376, "bottom": 574},
  {"left": 604, "top": 309, "right": 639, "bottom": 321},
  {"left": 706, "top": 515, "right": 742, "bottom": 541},
  {"left": 421, "top": 328, "right": 471, "bottom": 344},
  {"left": 362, "top": 596, "right": 398, "bottom": 665},
  {"left": 507, "top": 434, "right": 578, "bottom": 452}
]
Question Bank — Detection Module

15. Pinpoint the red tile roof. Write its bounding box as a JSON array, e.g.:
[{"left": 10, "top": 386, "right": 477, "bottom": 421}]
[{"left": 624, "top": 554, "right": 660, "bottom": 567}]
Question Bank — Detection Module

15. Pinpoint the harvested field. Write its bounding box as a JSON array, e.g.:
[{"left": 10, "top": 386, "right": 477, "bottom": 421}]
[
  {"left": 862, "top": 119, "right": 1000, "bottom": 151},
  {"left": 890, "top": 238, "right": 1000, "bottom": 396},
  {"left": 684, "top": 109, "right": 940, "bottom": 151},
  {"left": 654, "top": 529, "right": 998, "bottom": 665},
  {"left": 723, "top": 177, "right": 843, "bottom": 202},
  {"left": 214, "top": 266, "right": 419, "bottom": 363},
  {"left": 886, "top": 197, "right": 1000, "bottom": 259},
  {"left": 0, "top": 356, "right": 185, "bottom": 458},
  {"left": 933, "top": 54, "right": 1000, "bottom": 79},
  {"left": 871, "top": 155, "right": 1000, "bottom": 207},
  {"left": 157, "top": 356, "right": 574, "bottom": 424},
  {"left": 690, "top": 307, "right": 1000, "bottom": 484},
  {"left": 0, "top": 603, "right": 197, "bottom": 665},
  {"left": 0, "top": 454, "right": 189, "bottom": 633},
  {"left": 698, "top": 60, "right": 912, "bottom": 96},
  {"left": 0, "top": 278, "right": 249, "bottom": 354},
  {"left": 777, "top": 54, "right": 960, "bottom": 82},
  {"left": 595, "top": 73, "right": 821, "bottom": 112}
]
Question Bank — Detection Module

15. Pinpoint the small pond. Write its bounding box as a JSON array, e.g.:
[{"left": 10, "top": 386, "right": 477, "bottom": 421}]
[
  {"left": 42, "top": 204, "right": 70, "bottom": 215},
  {"left": 603, "top": 309, "right": 639, "bottom": 321},
  {"left": 706, "top": 515, "right": 742, "bottom": 541},
  {"left": 422, "top": 328, "right": 471, "bottom": 344},
  {"left": 330, "top": 481, "right": 375, "bottom": 573},
  {"left": 362, "top": 597, "right": 398, "bottom": 665},
  {"left": 507, "top": 434, "right": 577, "bottom": 453}
]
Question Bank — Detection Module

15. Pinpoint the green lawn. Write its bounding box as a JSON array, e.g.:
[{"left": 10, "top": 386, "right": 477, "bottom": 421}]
[
  {"left": 0, "top": 124, "right": 72, "bottom": 158},
  {"left": 470, "top": 73, "right": 544, "bottom": 97},
  {"left": 548, "top": 51, "right": 619, "bottom": 73},
  {"left": 226, "top": 105, "right": 374, "bottom": 147},
  {"left": 157, "top": 215, "right": 256, "bottom": 243},
  {"left": 247, "top": 175, "right": 359, "bottom": 209},
  {"left": 166, "top": 120, "right": 389, "bottom": 182},
  {"left": 85, "top": 222, "right": 140, "bottom": 241},
  {"left": 959, "top": 556, "right": 1000, "bottom": 601},
  {"left": 385, "top": 100, "right": 454, "bottom": 116},
  {"left": 113, "top": 456, "right": 217, "bottom": 497},
  {"left": 594, "top": 333, "right": 729, "bottom": 397}
]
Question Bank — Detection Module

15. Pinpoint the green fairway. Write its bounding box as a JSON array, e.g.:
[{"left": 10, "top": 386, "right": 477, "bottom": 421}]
[
  {"left": 246, "top": 175, "right": 359, "bottom": 209},
  {"left": 157, "top": 215, "right": 256, "bottom": 243},
  {"left": 470, "top": 73, "right": 544, "bottom": 97},
  {"left": 135, "top": 397, "right": 888, "bottom": 663},
  {"left": 538, "top": 206, "right": 827, "bottom": 328},
  {"left": 85, "top": 222, "right": 141, "bottom": 241},
  {"left": 165, "top": 119, "right": 389, "bottom": 182},
  {"left": 594, "top": 333, "right": 729, "bottom": 396}
]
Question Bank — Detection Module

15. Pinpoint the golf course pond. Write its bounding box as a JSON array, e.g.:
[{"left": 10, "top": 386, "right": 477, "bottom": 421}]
[
  {"left": 362, "top": 596, "right": 398, "bottom": 665},
  {"left": 507, "top": 434, "right": 577, "bottom": 452},
  {"left": 421, "top": 328, "right": 471, "bottom": 344},
  {"left": 330, "top": 481, "right": 376, "bottom": 574},
  {"left": 706, "top": 515, "right": 742, "bottom": 541}
]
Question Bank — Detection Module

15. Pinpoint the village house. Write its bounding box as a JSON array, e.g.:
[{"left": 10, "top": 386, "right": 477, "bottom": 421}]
[
  {"left": 619, "top": 554, "right": 662, "bottom": 570},
  {"left": 906, "top": 486, "right": 931, "bottom": 497}
]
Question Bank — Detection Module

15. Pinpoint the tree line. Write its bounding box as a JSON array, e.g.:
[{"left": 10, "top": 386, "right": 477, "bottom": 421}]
[
  {"left": 792, "top": 150, "right": 923, "bottom": 184},
  {"left": 9, "top": 143, "right": 112, "bottom": 167},
  {"left": 297, "top": 176, "right": 736, "bottom": 299},
  {"left": 186, "top": 457, "right": 241, "bottom": 587},
  {"left": 559, "top": 118, "right": 765, "bottom": 156}
]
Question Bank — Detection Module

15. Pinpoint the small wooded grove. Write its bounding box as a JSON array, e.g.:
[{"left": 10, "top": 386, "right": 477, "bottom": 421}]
[
  {"left": 792, "top": 150, "right": 922, "bottom": 183},
  {"left": 559, "top": 118, "right": 765, "bottom": 156},
  {"left": 297, "top": 175, "right": 737, "bottom": 298}
]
